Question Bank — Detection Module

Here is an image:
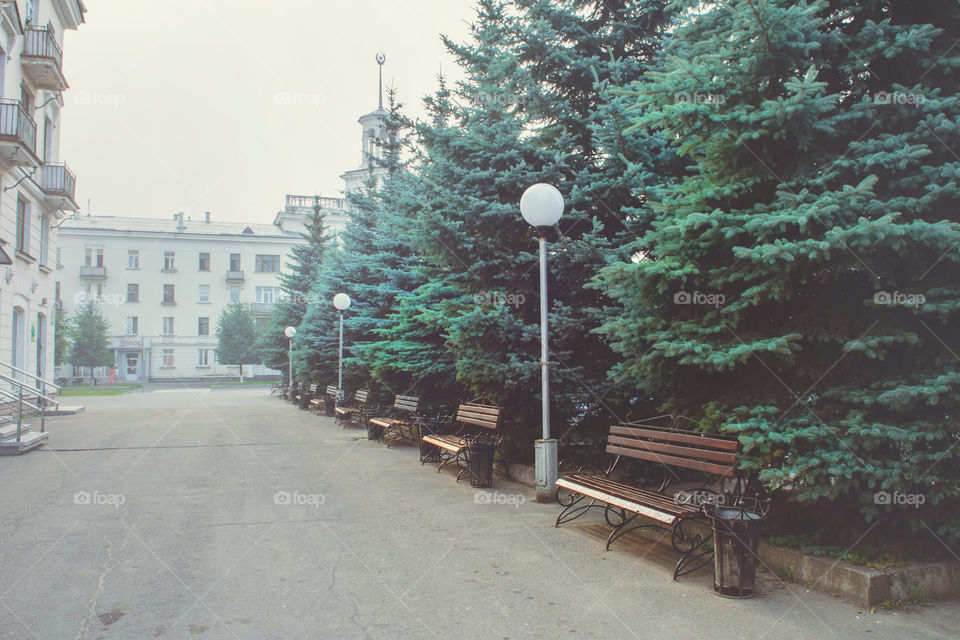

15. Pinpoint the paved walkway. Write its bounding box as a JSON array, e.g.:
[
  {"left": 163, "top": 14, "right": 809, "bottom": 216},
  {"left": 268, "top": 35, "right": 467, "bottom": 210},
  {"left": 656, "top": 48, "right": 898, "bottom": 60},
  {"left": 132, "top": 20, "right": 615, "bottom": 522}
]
[{"left": 1, "top": 389, "right": 958, "bottom": 639}]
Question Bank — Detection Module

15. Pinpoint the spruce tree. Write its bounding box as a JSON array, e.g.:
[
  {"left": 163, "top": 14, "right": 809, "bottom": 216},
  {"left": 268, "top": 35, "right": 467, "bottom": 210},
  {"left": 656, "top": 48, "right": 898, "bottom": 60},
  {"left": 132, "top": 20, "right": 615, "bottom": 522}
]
[
  {"left": 215, "top": 303, "right": 260, "bottom": 381},
  {"left": 372, "top": 0, "right": 676, "bottom": 452},
  {"left": 258, "top": 200, "right": 329, "bottom": 375},
  {"left": 70, "top": 301, "right": 111, "bottom": 383},
  {"left": 593, "top": 0, "right": 960, "bottom": 542}
]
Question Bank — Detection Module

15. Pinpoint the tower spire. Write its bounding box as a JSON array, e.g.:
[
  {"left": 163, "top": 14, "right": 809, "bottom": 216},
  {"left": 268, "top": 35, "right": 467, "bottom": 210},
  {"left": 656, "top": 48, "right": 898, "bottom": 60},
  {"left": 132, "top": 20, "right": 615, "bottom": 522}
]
[{"left": 376, "top": 52, "right": 386, "bottom": 109}]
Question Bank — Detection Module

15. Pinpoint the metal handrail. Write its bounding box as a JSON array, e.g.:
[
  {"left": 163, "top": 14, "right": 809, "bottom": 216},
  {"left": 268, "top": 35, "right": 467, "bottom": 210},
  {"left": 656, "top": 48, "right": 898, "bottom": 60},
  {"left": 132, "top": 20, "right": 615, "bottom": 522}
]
[
  {"left": 0, "top": 385, "right": 43, "bottom": 412},
  {"left": 23, "top": 25, "right": 63, "bottom": 69},
  {"left": 0, "top": 372, "right": 58, "bottom": 405},
  {"left": 0, "top": 99, "right": 38, "bottom": 151},
  {"left": 0, "top": 360, "right": 60, "bottom": 392}
]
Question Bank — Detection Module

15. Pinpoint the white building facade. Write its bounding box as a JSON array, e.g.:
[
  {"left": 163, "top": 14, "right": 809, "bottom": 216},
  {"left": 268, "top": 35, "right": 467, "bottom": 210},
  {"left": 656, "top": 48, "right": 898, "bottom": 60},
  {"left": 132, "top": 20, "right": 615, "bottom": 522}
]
[
  {"left": 0, "top": 0, "right": 85, "bottom": 381},
  {"left": 56, "top": 214, "right": 302, "bottom": 381},
  {"left": 55, "top": 53, "right": 390, "bottom": 383}
]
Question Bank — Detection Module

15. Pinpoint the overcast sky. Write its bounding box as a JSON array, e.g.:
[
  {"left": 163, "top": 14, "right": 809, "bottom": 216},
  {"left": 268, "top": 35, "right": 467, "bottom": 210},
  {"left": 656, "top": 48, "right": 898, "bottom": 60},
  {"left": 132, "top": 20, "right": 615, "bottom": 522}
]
[{"left": 59, "top": 0, "right": 477, "bottom": 224}]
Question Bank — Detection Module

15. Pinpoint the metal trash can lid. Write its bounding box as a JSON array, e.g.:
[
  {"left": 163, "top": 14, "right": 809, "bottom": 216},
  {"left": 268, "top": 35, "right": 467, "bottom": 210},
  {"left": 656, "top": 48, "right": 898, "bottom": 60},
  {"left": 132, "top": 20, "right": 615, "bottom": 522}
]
[{"left": 703, "top": 497, "right": 770, "bottom": 521}]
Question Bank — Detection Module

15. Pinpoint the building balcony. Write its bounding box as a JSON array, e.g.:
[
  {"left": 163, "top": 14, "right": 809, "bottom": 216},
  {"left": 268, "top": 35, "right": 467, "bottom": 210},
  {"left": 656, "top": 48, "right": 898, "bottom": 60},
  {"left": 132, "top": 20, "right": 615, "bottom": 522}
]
[
  {"left": 79, "top": 265, "right": 106, "bottom": 279},
  {"left": 226, "top": 270, "right": 244, "bottom": 282},
  {"left": 0, "top": 100, "right": 39, "bottom": 168},
  {"left": 40, "top": 163, "right": 78, "bottom": 211},
  {"left": 285, "top": 194, "right": 346, "bottom": 212},
  {"left": 21, "top": 26, "right": 67, "bottom": 91},
  {"left": 250, "top": 302, "right": 275, "bottom": 314}
]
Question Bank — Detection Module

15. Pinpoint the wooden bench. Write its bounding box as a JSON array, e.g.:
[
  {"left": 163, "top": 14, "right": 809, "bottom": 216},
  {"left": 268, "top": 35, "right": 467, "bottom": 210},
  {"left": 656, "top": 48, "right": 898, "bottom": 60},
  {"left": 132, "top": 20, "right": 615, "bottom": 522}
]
[
  {"left": 554, "top": 415, "right": 744, "bottom": 580},
  {"left": 421, "top": 402, "right": 505, "bottom": 482},
  {"left": 368, "top": 395, "right": 420, "bottom": 446},
  {"left": 295, "top": 382, "right": 318, "bottom": 408},
  {"left": 310, "top": 383, "right": 337, "bottom": 413},
  {"left": 334, "top": 389, "right": 369, "bottom": 427}
]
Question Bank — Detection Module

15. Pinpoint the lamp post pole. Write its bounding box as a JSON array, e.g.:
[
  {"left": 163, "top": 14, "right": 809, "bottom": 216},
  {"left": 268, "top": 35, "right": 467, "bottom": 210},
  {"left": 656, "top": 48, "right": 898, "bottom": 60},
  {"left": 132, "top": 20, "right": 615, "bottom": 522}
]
[
  {"left": 284, "top": 326, "right": 296, "bottom": 399},
  {"left": 537, "top": 230, "right": 550, "bottom": 444},
  {"left": 338, "top": 310, "right": 344, "bottom": 399},
  {"left": 332, "top": 293, "right": 351, "bottom": 404},
  {"left": 520, "top": 183, "right": 564, "bottom": 503}
]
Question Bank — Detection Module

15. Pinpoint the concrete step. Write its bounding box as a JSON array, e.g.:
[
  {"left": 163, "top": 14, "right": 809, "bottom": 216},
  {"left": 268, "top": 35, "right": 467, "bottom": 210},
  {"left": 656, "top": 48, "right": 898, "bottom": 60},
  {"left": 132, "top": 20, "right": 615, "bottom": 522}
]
[
  {"left": 47, "top": 405, "right": 83, "bottom": 416},
  {"left": 0, "top": 430, "right": 47, "bottom": 454},
  {"left": 0, "top": 422, "right": 30, "bottom": 441}
]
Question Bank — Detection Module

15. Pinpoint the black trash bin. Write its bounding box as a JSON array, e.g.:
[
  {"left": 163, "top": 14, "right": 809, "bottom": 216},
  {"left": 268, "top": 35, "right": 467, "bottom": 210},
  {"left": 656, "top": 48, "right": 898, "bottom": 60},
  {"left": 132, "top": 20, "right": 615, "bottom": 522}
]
[
  {"left": 468, "top": 441, "right": 495, "bottom": 488},
  {"left": 704, "top": 498, "right": 770, "bottom": 599},
  {"left": 324, "top": 396, "right": 336, "bottom": 417}
]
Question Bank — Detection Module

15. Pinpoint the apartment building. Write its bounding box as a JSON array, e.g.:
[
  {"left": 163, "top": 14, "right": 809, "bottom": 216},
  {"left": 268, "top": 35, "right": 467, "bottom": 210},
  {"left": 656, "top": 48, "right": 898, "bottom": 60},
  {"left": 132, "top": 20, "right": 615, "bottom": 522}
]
[
  {"left": 56, "top": 213, "right": 302, "bottom": 381},
  {"left": 0, "top": 0, "right": 85, "bottom": 381}
]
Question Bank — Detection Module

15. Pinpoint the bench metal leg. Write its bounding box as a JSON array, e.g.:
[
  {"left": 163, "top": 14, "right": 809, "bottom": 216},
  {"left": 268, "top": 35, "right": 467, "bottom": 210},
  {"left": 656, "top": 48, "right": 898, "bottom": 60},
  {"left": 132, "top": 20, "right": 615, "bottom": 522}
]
[
  {"left": 673, "top": 536, "right": 712, "bottom": 580},
  {"left": 453, "top": 450, "right": 470, "bottom": 483},
  {"left": 436, "top": 449, "right": 460, "bottom": 474},
  {"left": 555, "top": 494, "right": 602, "bottom": 526}
]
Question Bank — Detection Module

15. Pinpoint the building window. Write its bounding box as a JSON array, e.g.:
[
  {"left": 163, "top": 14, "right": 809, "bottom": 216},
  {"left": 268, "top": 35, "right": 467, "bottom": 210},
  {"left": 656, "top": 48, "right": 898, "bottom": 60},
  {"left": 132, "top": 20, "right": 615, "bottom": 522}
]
[
  {"left": 126, "top": 316, "right": 138, "bottom": 335},
  {"left": 16, "top": 197, "right": 28, "bottom": 253},
  {"left": 39, "top": 215, "right": 49, "bottom": 266},
  {"left": 56, "top": 247, "right": 62, "bottom": 268},
  {"left": 198, "top": 317, "right": 209, "bottom": 336},
  {"left": 198, "top": 284, "right": 210, "bottom": 303},
  {"left": 128, "top": 250, "right": 140, "bottom": 269},
  {"left": 256, "top": 286, "right": 281, "bottom": 303},
  {"left": 229, "top": 253, "right": 241, "bottom": 271},
  {"left": 162, "top": 317, "right": 174, "bottom": 335},
  {"left": 198, "top": 349, "right": 209, "bottom": 367},
  {"left": 162, "top": 284, "right": 175, "bottom": 304},
  {"left": 255, "top": 254, "right": 280, "bottom": 273},
  {"left": 162, "top": 349, "right": 174, "bottom": 367},
  {"left": 255, "top": 317, "right": 268, "bottom": 332},
  {"left": 229, "top": 286, "right": 241, "bottom": 303},
  {"left": 163, "top": 251, "right": 175, "bottom": 271},
  {"left": 84, "top": 247, "right": 104, "bottom": 267},
  {"left": 198, "top": 252, "right": 210, "bottom": 271},
  {"left": 84, "top": 282, "right": 103, "bottom": 300},
  {"left": 126, "top": 283, "right": 139, "bottom": 303}
]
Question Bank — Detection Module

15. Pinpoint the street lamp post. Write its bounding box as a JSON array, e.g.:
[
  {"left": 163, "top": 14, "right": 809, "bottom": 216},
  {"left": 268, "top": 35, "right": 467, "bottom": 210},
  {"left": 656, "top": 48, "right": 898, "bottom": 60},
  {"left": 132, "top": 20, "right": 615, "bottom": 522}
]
[
  {"left": 332, "top": 293, "right": 351, "bottom": 403},
  {"left": 520, "top": 183, "right": 564, "bottom": 503},
  {"left": 284, "top": 326, "right": 296, "bottom": 399}
]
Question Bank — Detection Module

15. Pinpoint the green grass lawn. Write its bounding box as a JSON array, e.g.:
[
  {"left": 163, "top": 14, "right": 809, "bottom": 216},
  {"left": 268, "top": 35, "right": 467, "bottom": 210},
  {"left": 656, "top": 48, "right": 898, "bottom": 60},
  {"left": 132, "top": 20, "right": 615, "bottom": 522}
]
[{"left": 59, "top": 389, "right": 130, "bottom": 397}]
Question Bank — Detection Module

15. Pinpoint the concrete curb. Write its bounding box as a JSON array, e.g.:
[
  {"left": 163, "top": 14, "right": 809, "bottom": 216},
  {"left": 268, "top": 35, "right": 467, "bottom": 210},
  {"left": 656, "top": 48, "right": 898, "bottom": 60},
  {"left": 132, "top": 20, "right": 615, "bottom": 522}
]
[
  {"left": 48, "top": 405, "right": 85, "bottom": 416},
  {"left": 507, "top": 462, "right": 960, "bottom": 607}
]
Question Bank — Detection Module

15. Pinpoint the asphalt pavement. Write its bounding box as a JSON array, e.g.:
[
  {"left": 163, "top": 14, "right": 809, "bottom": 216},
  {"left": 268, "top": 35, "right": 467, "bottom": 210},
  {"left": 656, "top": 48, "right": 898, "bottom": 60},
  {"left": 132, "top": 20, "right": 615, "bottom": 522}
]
[{"left": 1, "top": 388, "right": 958, "bottom": 639}]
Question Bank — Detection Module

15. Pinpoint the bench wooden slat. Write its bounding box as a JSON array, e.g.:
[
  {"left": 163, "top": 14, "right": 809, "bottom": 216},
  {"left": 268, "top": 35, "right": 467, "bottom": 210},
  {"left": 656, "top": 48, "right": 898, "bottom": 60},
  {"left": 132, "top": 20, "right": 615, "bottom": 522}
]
[
  {"left": 458, "top": 416, "right": 498, "bottom": 430},
  {"left": 606, "top": 445, "right": 737, "bottom": 477},
  {"left": 556, "top": 477, "right": 681, "bottom": 525},
  {"left": 611, "top": 425, "right": 738, "bottom": 451},
  {"left": 566, "top": 476, "right": 690, "bottom": 514},
  {"left": 606, "top": 435, "right": 738, "bottom": 465},
  {"left": 457, "top": 404, "right": 501, "bottom": 416},
  {"left": 457, "top": 408, "right": 500, "bottom": 420},
  {"left": 355, "top": 390, "right": 369, "bottom": 402},
  {"left": 422, "top": 434, "right": 467, "bottom": 452}
]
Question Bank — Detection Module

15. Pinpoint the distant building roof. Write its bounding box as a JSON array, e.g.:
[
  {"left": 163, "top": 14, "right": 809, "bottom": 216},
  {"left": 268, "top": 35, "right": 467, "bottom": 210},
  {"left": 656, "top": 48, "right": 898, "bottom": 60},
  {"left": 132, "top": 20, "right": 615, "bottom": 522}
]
[{"left": 58, "top": 215, "right": 299, "bottom": 239}]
